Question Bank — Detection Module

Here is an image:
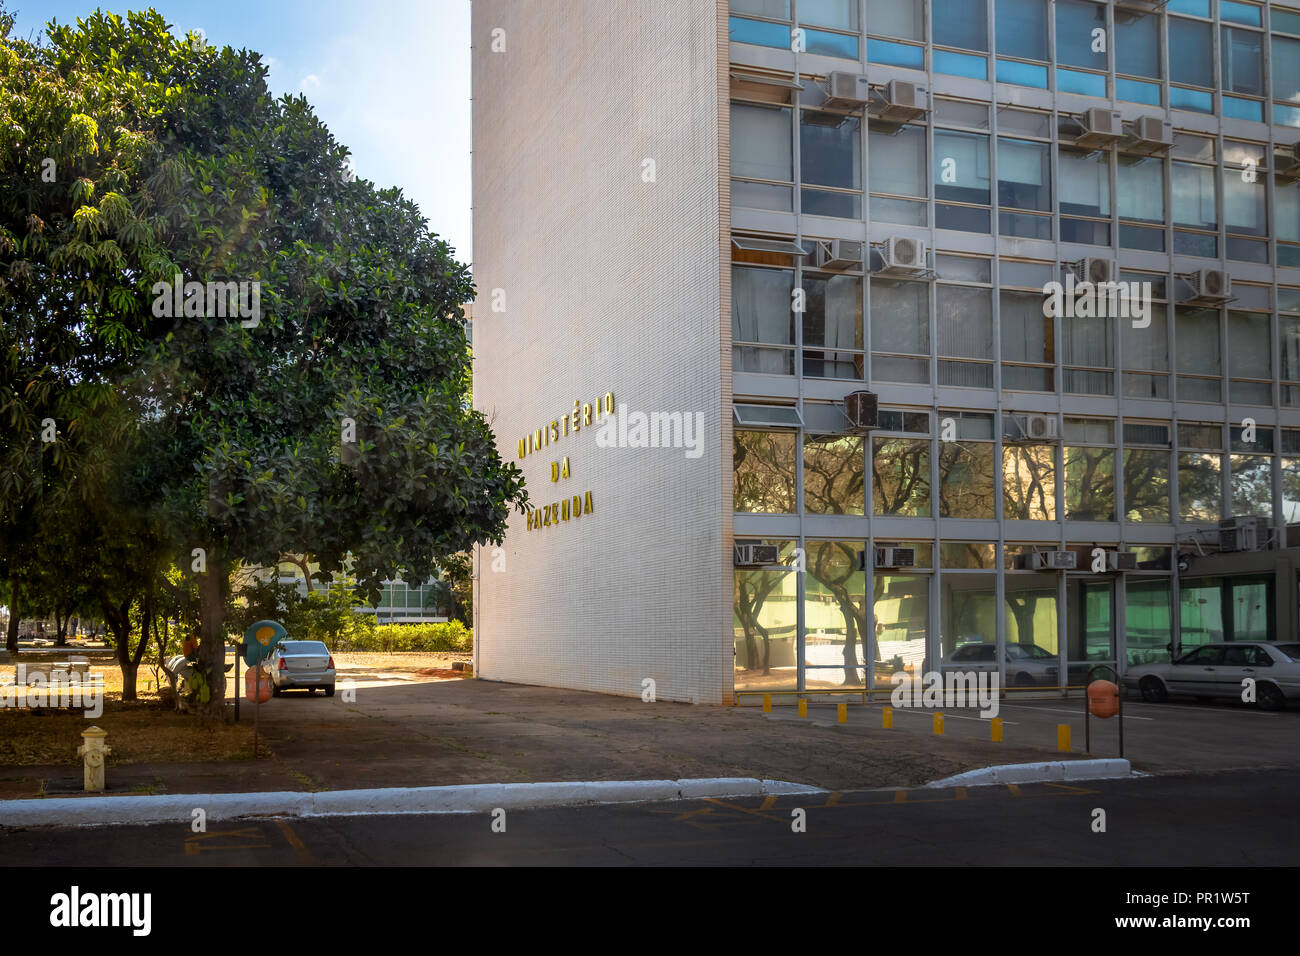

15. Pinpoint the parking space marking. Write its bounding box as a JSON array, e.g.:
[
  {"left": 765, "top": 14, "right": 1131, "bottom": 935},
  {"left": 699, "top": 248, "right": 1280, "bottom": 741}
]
[
  {"left": 275, "top": 820, "right": 315, "bottom": 865},
  {"left": 1001, "top": 704, "right": 1153, "bottom": 720},
  {"left": 183, "top": 826, "right": 271, "bottom": 856},
  {"left": 887, "top": 709, "right": 1019, "bottom": 725}
]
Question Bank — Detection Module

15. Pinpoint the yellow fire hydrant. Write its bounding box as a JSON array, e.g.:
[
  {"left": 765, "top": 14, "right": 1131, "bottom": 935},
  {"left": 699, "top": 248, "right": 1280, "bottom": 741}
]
[{"left": 78, "top": 726, "right": 110, "bottom": 792}]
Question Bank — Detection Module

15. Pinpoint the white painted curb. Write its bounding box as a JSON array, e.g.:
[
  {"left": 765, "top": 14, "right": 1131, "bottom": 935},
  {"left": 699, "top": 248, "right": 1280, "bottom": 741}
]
[
  {"left": 0, "top": 777, "right": 825, "bottom": 828},
  {"left": 925, "top": 758, "right": 1132, "bottom": 788}
]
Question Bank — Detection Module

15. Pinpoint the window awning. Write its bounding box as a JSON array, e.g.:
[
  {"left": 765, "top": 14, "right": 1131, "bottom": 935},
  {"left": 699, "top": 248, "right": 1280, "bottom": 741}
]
[
  {"left": 731, "top": 236, "right": 809, "bottom": 256},
  {"left": 734, "top": 404, "right": 804, "bottom": 428},
  {"left": 730, "top": 71, "right": 804, "bottom": 90}
]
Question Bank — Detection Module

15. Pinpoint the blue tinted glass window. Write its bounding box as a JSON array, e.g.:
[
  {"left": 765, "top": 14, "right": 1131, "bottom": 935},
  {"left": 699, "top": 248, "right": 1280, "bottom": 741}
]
[
  {"left": 996, "top": 0, "right": 1048, "bottom": 61},
  {"left": 732, "top": 0, "right": 791, "bottom": 18},
  {"left": 1117, "top": 78, "right": 1161, "bottom": 105},
  {"left": 1220, "top": 2, "right": 1260, "bottom": 27},
  {"left": 1274, "top": 37, "right": 1300, "bottom": 103},
  {"left": 803, "top": 0, "right": 858, "bottom": 31},
  {"left": 730, "top": 16, "right": 790, "bottom": 48},
  {"left": 1166, "top": 0, "right": 1209, "bottom": 16},
  {"left": 1170, "top": 86, "right": 1213, "bottom": 112},
  {"left": 935, "top": 50, "right": 989, "bottom": 78},
  {"left": 801, "top": 112, "right": 861, "bottom": 190},
  {"left": 1057, "top": 68, "right": 1106, "bottom": 97},
  {"left": 1170, "top": 19, "right": 1214, "bottom": 87},
  {"left": 1056, "top": 0, "right": 1107, "bottom": 70},
  {"left": 933, "top": 0, "right": 988, "bottom": 51},
  {"left": 868, "top": 38, "right": 925, "bottom": 68},
  {"left": 935, "top": 130, "right": 991, "bottom": 205},
  {"left": 1116, "top": 12, "right": 1159, "bottom": 78},
  {"left": 1221, "top": 27, "right": 1263, "bottom": 95},
  {"left": 1222, "top": 95, "right": 1263, "bottom": 121},
  {"left": 805, "top": 27, "right": 859, "bottom": 58},
  {"left": 996, "top": 58, "right": 1048, "bottom": 87}
]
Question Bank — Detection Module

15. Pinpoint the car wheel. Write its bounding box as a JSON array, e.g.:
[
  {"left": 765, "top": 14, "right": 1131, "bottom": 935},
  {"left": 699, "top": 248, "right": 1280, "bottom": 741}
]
[
  {"left": 1258, "top": 683, "right": 1286, "bottom": 712},
  {"left": 1014, "top": 673, "right": 1035, "bottom": 688},
  {"left": 325, "top": 684, "right": 335, "bottom": 697},
  {"left": 1139, "top": 676, "right": 1167, "bottom": 703}
]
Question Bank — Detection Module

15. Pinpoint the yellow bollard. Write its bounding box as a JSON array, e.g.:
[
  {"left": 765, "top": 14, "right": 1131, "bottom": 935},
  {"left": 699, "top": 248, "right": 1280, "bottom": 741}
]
[
  {"left": 797, "top": 699, "right": 807, "bottom": 718},
  {"left": 991, "top": 717, "right": 1003, "bottom": 742},
  {"left": 837, "top": 702, "right": 847, "bottom": 724},
  {"left": 882, "top": 706, "right": 893, "bottom": 728},
  {"left": 762, "top": 693, "right": 772, "bottom": 713},
  {"left": 933, "top": 712, "right": 945, "bottom": 735},
  {"left": 1057, "top": 723, "right": 1071, "bottom": 752}
]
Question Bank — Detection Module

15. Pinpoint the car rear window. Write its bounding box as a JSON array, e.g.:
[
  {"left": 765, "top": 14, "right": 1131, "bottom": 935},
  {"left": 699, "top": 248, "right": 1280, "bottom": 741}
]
[
  {"left": 1275, "top": 644, "right": 1300, "bottom": 662},
  {"left": 281, "top": 641, "right": 329, "bottom": 654}
]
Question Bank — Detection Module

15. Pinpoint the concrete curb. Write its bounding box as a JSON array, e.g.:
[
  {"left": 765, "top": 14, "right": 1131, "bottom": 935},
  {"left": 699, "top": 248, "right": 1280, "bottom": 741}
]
[
  {"left": 925, "top": 758, "right": 1132, "bottom": 788},
  {"left": 0, "top": 777, "right": 826, "bottom": 828}
]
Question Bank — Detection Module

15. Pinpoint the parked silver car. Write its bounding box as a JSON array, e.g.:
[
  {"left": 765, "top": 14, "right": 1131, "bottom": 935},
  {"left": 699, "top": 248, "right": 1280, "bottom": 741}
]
[
  {"left": 1123, "top": 642, "right": 1300, "bottom": 711},
  {"left": 940, "top": 642, "right": 1059, "bottom": 687},
  {"left": 268, "top": 641, "right": 336, "bottom": 696}
]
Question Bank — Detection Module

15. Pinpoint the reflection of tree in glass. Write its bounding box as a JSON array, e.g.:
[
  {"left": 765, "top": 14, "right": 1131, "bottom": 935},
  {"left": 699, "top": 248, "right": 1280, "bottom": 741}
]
[
  {"left": 872, "top": 438, "right": 930, "bottom": 516},
  {"left": 1177, "top": 453, "right": 1222, "bottom": 521},
  {"left": 1282, "top": 461, "right": 1300, "bottom": 523},
  {"left": 1123, "top": 449, "right": 1170, "bottom": 522},
  {"left": 1003, "top": 444, "right": 1056, "bottom": 520},
  {"left": 808, "top": 541, "right": 866, "bottom": 686},
  {"left": 1230, "top": 455, "right": 1273, "bottom": 519},
  {"left": 735, "top": 569, "right": 784, "bottom": 675},
  {"left": 938, "top": 442, "right": 995, "bottom": 518},
  {"left": 1065, "top": 447, "right": 1114, "bottom": 521},
  {"left": 734, "top": 432, "right": 796, "bottom": 513},
  {"left": 803, "top": 436, "right": 864, "bottom": 514}
]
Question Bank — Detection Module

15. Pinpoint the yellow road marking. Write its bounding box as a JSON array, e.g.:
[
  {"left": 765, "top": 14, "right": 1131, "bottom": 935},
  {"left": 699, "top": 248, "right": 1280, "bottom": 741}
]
[
  {"left": 1006, "top": 784, "right": 1023, "bottom": 796},
  {"left": 275, "top": 820, "right": 314, "bottom": 864},
  {"left": 893, "top": 789, "right": 908, "bottom": 803},
  {"left": 184, "top": 826, "right": 270, "bottom": 856}
]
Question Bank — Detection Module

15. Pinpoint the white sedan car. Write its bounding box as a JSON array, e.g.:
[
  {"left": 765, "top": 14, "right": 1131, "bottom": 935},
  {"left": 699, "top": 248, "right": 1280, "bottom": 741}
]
[{"left": 1123, "top": 642, "right": 1300, "bottom": 711}]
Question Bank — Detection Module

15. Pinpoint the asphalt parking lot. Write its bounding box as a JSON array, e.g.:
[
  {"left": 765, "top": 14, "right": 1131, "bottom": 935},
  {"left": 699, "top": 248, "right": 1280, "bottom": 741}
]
[{"left": 754, "top": 693, "right": 1300, "bottom": 774}]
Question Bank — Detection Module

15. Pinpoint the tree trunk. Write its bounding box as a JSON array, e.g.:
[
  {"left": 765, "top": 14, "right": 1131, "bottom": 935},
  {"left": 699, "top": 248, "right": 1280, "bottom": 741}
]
[
  {"left": 54, "top": 608, "right": 67, "bottom": 647},
  {"left": 5, "top": 584, "right": 19, "bottom": 653},
  {"left": 196, "top": 565, "right": 228, "bottom": 720}
]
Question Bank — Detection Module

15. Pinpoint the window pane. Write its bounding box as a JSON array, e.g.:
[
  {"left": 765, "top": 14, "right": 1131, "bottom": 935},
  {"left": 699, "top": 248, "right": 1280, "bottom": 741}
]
[
  {"left": 998, "top": 138, "right": 1051, "bottom": 211},
  {"left": 938, "top": 442, "right": 996, "bottom": 517},
  {"left": 1170, "top": 18, "right": 1214, "bottom": 87},
  {"left": 1065, "top": 447, "right": 1115, "bottom": 520},
  {"left": 1274, "top": 37, "right": 1300, "bottom": 104},
  {"left": 871, "top": 279, "right": 930, "bottom": 355},
  {"left": 1172, "top": 163, "right": 1217, "bottom": 230},
  {"left": 1123, "top": 449, "right": 1171, "bottom": 522},
  {"left": 1279, "top": 180, "right": 1300, "bottom": 244},
  {"left": 864, "top": 0, "right": 918, "bottom": 39},
  {"left": 805, "top": 540, "right": 867, "bottom": 687},
  {"left": 735, "top": 548, "right": 798, "bottom": 688},
  {"left": 996, "top": 0, "right": 1048, "bottom": 60},
  {"left": 1005, "top": 579, "right": 1059, "bottom": 656},
  {"left": 1000, "top": 291, "right": 1054, "bottom": 365},
  {"left": 1177, "top": 452, "right": 1221, "bottom": 522},
  {"left": 732, "top": 104, "right": 791, "bottom": 181},
  {"left": 1003, "top": 444, "right": 1057, "bottom": 520},
  {"left": 870, "top": 123, "right": 926, "bottom": 197},
  {"left": 937, "top": 286, "right": 993, "bottom": 359},
  {"left": 1228, "top": 310, "right": 1270, "bottom": 380},
  {"left": 733, "top": 0, "right": 790, "bottom": 18},
  {"left": 801, "top": 112, "right": 861, "bottom": 190},
  {"left": 1224, "top": 176, "right": 1266, "bottom": 236},
  {"left": 1126, "top": 579, "right": 1172, "bottom": 666},
  {"left": 874, "top": 575, "right": 928, "bottom": 681},
  {"left": 873, "top": 438, "right": 932, "bottom": 516},
  {"left": 1117, "top": 155, "right": 1165, "bottom": 223},
  {"left": 1059, "top": 147, "right": 1110, "bottom": 217},
  {"left": 1116, "top": 12, "right": 1160, "bottom": 79},
  {"left": 1220, "top": 26, "right": 1262, "bottom": 96},
  {"left": 942, "top": 575, "right": 996, "bottom": 656},
  {"left": 804, "top": 436, "right": 865, "bottom": 514},
  {"left": 732, "top": 267, "right": 794, "bottom": 344},
  {"left": 1176, "top": 308, "right": 1220, "bottom": 375},
  {"left": 933, "top": 0, "right": 987, "bottom": 51},
  {"left": 934, "top": 130, "right": 991, "bottom": 204},
  {"left": 1230, "top": 455, "right": 1272, "bottom": 519},
  {"left": 803, "top": 273, "right": 862, "bottom": 349},
  {"left": 735, "top": 432, "right": 796, "bottom": 513},
  {"left": 1283, "top": 458, "right": 1300, "bottom": 523},
  {"left": 1056, "top": 0, "right": 1106, "bottom": 70}
]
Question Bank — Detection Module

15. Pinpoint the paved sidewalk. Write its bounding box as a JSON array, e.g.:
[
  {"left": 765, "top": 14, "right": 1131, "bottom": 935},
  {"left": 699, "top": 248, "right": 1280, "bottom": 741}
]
[{"left": 0, "top": 677, "right": 1074, "bottom": 799}]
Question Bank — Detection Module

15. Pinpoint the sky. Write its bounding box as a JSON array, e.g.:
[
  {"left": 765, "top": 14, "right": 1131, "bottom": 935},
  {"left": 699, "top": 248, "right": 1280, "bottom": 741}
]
[{"left": 9, "top": 0, "right": 474, "bottom": 262}]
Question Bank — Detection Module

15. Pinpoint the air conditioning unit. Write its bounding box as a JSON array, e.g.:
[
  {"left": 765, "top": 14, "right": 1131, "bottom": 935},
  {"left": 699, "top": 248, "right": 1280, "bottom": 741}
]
[
  {"left": 1011, "top": 413, "right": 1058, "bottom": 441},
  {"left": 1129, "top": 115, "right": 1173, "bottom": 151},
  {"left": 844, "top": 390, "right": 878, "bottom": 431},
  {"left": 1218, "top": 517, "right": 1260, "bottom": 553},
  {"left": 1018, "top": 551, "right": 1078, "bottom": 571},
  {"left": 1108, "top": 551, "right": 1138, "bottom": 572},
  {"left": 1073, "top": 257, "right": 1117, "bottom": 286},
  {"left": 875, "top": 547, "right": 916, "bottom": 569},
  {"left": 1274, "top": 142, "right": 1300, "bottom": 179},
  {"left": 1075, "top": 107, "right": 1123, "bottom": 147},
  {"left": 1181, "top": 269, "right": 1231, "bottom": 304},
  {"left": 880, "top": 236, "right": 927, "bottom": 274},
  {"left": 825, "top": 71, "right": 871, "bottom": 110},
  {"left": 875, "top": 79, "right": 928, "bottom": 121},
  {"left": 734, "top": 544, "right": 781, "bottom": 566},
  {"left": 815, "top": 239, "right": 865, "bottom": 270}
]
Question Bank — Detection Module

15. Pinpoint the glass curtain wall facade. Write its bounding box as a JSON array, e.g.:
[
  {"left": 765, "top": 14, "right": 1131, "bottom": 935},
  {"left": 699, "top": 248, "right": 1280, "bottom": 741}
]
[{"left": 729, "top": 0, "right": 1300, "bottom": 692}]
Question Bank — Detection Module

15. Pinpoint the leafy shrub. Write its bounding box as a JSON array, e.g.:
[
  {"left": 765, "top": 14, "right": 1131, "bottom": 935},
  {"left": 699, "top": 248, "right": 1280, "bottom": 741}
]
[{"left": 336, "top": 620, "right": 471, "bottom": 653}]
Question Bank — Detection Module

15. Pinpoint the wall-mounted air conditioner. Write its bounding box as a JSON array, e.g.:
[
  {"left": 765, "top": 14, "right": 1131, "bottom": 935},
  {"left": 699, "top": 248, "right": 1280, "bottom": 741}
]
[
  {"left": 844, "top": 390, "right": 878, "bottom": 431},
  {"left": 1180, "top": 269, "right": 1231, "bottom": 304},
  {"left": 825, "top": 72, "right": 871, "bottom": 110},
  {"left": 1108, "top": 551, "right": 1138, "bottom": 572},
  {"left": 1274, "top": 142, "right": 1300, "bottom": 179},
  {"left": 1074, "top": 107, "right": 1123, "bottom": 147},
  {"left": 1009, "top": 413, "right": 1059, "bottom": 441},
  {"left": 1128, "top": 116, "right": 1173, "bottom": 152},
  {"left": 734, "top": 544, "right": 781, "bottom": 566},
  {"left": 875, "top": 547, "right": 916, "bottom": 569},
  {"left": 875, "top": 79, "right": 928, "bottom": 121},
  {"left": 1071, "top": 257, "right": 1117, "bottom": 285},
  {"left": 815, "top": 239, "right": 865, "bottom": 270},
  {"left": 1218, "top": 517, "right": 1260, "bottom": 553},
  {"left": 880, "top": 236, "right": 927, "bottom": 274},
  {"left": 1016, "top": 551, "right": 1078, "bottom": 571}
]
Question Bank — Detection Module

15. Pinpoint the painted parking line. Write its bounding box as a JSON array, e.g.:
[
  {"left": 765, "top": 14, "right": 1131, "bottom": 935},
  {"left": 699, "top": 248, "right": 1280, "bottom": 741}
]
[
  {"left": 886, "top": 709, "right": 1019, "bottom": 724},
  {"left": 1000, "top": 704, "right": 1153, "bottom": 720}
]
